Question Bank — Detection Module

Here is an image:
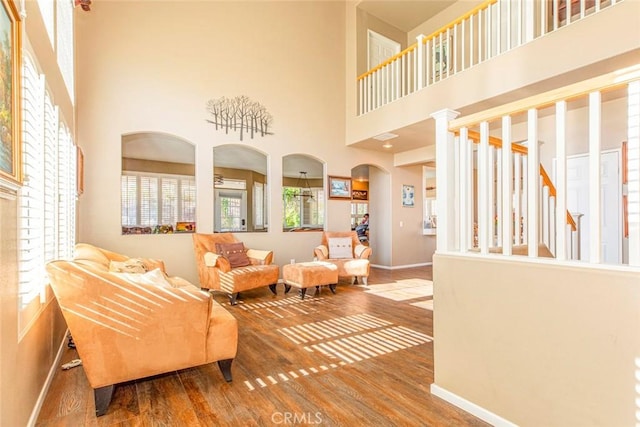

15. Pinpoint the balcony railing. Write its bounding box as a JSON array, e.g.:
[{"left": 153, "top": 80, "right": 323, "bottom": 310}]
[
  {"left": 357, "top": 0, "right": 621, "bottom": 116},
  {"left": 433, "top": 64, "right": 640, "bottom": 264}
]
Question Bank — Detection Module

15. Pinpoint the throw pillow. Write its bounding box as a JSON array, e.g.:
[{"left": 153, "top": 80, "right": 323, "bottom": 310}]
[
  {"left": 109, "top": 258, "right": 148, "bottom": 274},
  {"left": 328, "top": 237, "right": 353, "bottom": 259},
  {"left": 215, "top": 242, "right": 251, "bottom": 268}
]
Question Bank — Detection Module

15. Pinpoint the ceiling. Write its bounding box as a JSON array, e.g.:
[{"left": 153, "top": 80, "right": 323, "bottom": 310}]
[{"left": 122, "top": 132, "right": 195, "bottom": 164}]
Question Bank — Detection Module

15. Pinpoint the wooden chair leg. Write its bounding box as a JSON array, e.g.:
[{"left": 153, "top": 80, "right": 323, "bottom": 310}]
[
  {"left": 229, "top": 293, "right": 239, "bottom": 305},
  {"left": 217, "top": 359, "right": 233, "bottom": 382},
  {"left": 94, "top": 385, "right": 115, "bottom": 417},
  {"left": 268, "top": 284, "right": 277, "bottom": 295}
]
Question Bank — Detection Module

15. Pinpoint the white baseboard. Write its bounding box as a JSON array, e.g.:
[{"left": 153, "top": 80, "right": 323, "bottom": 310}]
[
  {"left": 28, "top": 329, "right": 69, "bottom": 427},
  {"left": 371, "top": 262, "right": 432, "bottom": 270},
  {"left": 430, "top": 384, "right": 518, "bottom": 427}
]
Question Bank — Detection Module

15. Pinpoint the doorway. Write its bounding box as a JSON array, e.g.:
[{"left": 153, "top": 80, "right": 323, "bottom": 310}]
[
  {"left": 563, "top": 150, "right": 621, "bottom": 263},
  {"left": 367, "top": 30, "right": 400, "bottom": 70}
]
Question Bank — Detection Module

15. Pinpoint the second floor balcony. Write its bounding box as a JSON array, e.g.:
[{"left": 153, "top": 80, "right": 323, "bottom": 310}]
[{"left": 346, "top": 0, "right": 640, "bottom": 156}]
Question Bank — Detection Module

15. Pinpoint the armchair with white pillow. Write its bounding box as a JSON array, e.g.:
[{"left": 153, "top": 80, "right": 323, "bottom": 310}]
[{"left": 313, "top": 231, "right": 372, "bottom": 285}]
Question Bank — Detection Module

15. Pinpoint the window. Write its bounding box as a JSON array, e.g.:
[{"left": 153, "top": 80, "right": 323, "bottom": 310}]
[
  {"left": 56, "top": 0, "right": 74, "bottom": 102},
  {"left": 351, "top": 202, "right": 369, "bottom": 228},
  {"left": 253, "top": 181, "right": 265, "bottom": 229},
  {"left": 121, "top": 172, "right": 195, "bottom": 230},
  {"left": 18, "top": 54, "right": 76, "bottom": 322},
  {"left": 283, "top": 187, "right": 324, "bottom": 229}
]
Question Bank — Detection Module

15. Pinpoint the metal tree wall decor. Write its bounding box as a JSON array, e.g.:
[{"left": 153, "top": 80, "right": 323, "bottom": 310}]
[{"left": 206, "top": 95, "right": 273, "bottom": 141}]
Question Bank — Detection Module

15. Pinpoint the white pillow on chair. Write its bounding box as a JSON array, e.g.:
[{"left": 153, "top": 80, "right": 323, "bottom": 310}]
[{"left": 328, "top": 237, "right": 353, "bottom": 259}]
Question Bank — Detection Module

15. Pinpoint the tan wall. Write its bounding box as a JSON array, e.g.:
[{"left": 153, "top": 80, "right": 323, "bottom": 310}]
[
  {"left": 433, "top": 253, "right": 640, "bottom": 426},
  {"left": 76, "top": 1, "right": 402, "bottom": 283}
]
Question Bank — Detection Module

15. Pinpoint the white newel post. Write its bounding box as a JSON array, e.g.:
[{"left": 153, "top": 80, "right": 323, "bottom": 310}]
[
  {"left": 432, "top": 109, "right": 460, "bottom": 253},
  {"left": 527, "top": 108, "right": 539, "bottom": 257},
  {"left": 628, "top": 81, "right": 640, "bottom": 265}
]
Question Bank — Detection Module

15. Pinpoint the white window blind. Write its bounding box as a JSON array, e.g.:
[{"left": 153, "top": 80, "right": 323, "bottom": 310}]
[
  {"left": 18, "top": 54, "right": 45, "bottom": 306},
  {"left": 121, "top": 172, "right": 196, "bottom": 228},
  {"left": 253, "top": 181, "right": 264, "bottom": 228},
  {"left": 181, "top": 178, "right": 196, "bottom": 222},
  {"left": 57, "top": 125, "right": 76, "bottom": 260},
  {"left": 43, "top": 94, "right": 58, "bottom": 264},
  {"left": 18, "top": 54, "right": 77, "bottom": 314}
]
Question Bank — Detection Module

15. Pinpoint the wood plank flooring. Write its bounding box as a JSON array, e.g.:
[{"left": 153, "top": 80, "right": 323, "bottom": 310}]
[{"left": 36, "top": 266, "right": 488, "bottom": 426}]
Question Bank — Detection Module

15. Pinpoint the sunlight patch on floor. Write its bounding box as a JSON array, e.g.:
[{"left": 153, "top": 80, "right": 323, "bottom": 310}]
[{"left": 365, "top": 279, "right": 433, "bottom": 301}]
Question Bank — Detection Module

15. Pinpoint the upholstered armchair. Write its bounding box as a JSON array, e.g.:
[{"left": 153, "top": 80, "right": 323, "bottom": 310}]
[
  {"left": 192, "top": 233, "right": 280, "bottom": 305},
  {"left": 45, "top": 243, "right": 238, "bottom": 417},
  {"left": 313, "top": 231, "right": 372, "bottom": 285}
]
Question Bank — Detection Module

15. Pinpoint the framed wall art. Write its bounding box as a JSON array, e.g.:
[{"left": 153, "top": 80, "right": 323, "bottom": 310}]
[
  {"left": 328, "top": 176, "right": 352, "bottom": 200},
  {"left": 0, "top": 0, "right": 21, "bottom": 187},
  {"left": 402, "top": 184, "right": 415, "bottom": 207}
]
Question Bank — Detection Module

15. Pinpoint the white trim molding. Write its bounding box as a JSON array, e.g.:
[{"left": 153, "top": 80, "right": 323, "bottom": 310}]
[{"left": 430, "top": 384, "right": 518, "bottom": 427}]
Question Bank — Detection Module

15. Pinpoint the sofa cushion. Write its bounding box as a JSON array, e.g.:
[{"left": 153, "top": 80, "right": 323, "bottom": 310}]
[
  {"left": 109, "top": 258, "right": 148, "bottom": 274},
  {"left": 328, "top": 237, "right": 352, "bottom": 259},
  {"left": 215, "top": 242, "right": 251, "bottom": 268},
  {"left": 113, "top": 268, "right": 174, "bottom": 288}
]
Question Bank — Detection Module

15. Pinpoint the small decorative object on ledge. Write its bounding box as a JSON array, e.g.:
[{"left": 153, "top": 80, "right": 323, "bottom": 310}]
[{"left": 206, "top": 95, "right": 273, "bottom": 141}]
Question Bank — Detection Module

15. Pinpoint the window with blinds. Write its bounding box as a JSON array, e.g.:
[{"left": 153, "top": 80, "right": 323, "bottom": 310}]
[
  {"left": 18, "top": 54, "right": 77, "bottom": 317},
  {"left": 121, "top": 172, "right": 196, "bottom": 230}
]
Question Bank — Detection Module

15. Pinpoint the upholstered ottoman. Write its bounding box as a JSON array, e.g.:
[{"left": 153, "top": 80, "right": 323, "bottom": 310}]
[{"left": 282, "top": 261, "right": 339, "bottom": 299}]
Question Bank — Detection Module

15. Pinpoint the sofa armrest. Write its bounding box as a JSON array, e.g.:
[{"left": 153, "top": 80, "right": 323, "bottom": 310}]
[
  {"left": 354, "top": 245, "right": 372, "bottom": 259},
  {"left": 246, "top": 249, "right": 273, "bottom": 265},
  {"left": 314, "top": 245, "right": 329, "bottom": 260},
  {"left": 204, "top": 252, "right": 231, "bottom": 272}
]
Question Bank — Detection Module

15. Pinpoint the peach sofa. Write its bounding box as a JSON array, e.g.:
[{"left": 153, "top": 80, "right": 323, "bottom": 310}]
[
  {"left": 46, "top": 243, "right": 238, "bottom": 417},
  {"left": 192, "top": 233, "right": 280, "bottom": 305},
  {"left": 313, "top": 231, "right": 372, "bottom": 285}
]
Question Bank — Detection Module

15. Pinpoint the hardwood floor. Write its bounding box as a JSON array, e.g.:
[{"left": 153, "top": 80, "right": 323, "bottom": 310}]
[{"left": 36, "top": 266, "right": 488, "bottom": 426}]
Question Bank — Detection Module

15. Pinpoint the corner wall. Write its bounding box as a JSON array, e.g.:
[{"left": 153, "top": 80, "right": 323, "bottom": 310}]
[{"left": 433, "top": 253, "right": 640, "bottom": 425}]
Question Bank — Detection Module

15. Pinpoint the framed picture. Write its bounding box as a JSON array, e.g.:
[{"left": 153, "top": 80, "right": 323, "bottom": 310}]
[
  {"left": 432, "top": 36, "right": 451, "bottom": 77},
  {"left": 352, "top": 189, "right": 368, "bottom": 201},
  {"left": 402, "top": 184, "right": 415, "bottom": 207},
  {"left": 328, "top": 176, "right": 352, "bottom": 200},
  {"left": 0, "top": 0, "right": 21, "bottom": 187},
  {"left": 76, "top": 146, "right": 84, "bottom": 196}
]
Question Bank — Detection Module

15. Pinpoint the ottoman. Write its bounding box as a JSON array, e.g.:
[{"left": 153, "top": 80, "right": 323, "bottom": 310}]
[{"left": 282, "top": 261, "right": 339, "bottom": 299}]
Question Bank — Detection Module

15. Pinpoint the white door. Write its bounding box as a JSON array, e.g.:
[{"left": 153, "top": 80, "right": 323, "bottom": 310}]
[
  {"left": 565, "top": 150, "right": 621, "bottom": 263},
  {"left": 214, "top": 189, "right": 247, "bottom": 232},
  {"left": 368, "top": 30, "right": 400, "bottom": 70}
]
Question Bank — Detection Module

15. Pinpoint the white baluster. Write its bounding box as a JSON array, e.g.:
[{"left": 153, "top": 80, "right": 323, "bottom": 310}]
[
  {"left": 416, "top": 35, "right": 425, "bottom": 90},
  {"left": 542, "top": 185, "right": 550, "bottom": 248},
  {"left": 527, "top": 108, "right": 539, "bottom": 257},
  {"left": 470, "top": 13, "right": 475, "bottom": 67},
  {"left": 459, "top": 128, "right": 472, "bottom": 251},
  {"left": 627, "top": 81, "right": 640, "bottom": 265},
  {"left": 489, "top": 145, "right": 495, "bottom": 246},
  {"left": 522, "top": 148, "right": 528, "bottom": 244},
  {"left": 549, "top": 196, "right": 556, "bottom": 256},
  {"left": 497, "top": 144, "right": 503, "bottom": 247},
  {"left": 514, "top": 152, "right": 521, "bottom": 245},
  {"left": 446, "top": 27, "right": 451, "bottom": 78},
  {"left": 555, "top": 100, "right": 568, "bottom": 261},
  {"left": 502, "top": 115, "right": 513, "bottom": 255},
  {"left": 478, "top": 121, "right": 490, "bottom": 254},
  {"left": 462, "top": 19, "right": 466, "bottom": 71},
  {"left": 589, "top": 91, "right": 602, "bottom": 263}
]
